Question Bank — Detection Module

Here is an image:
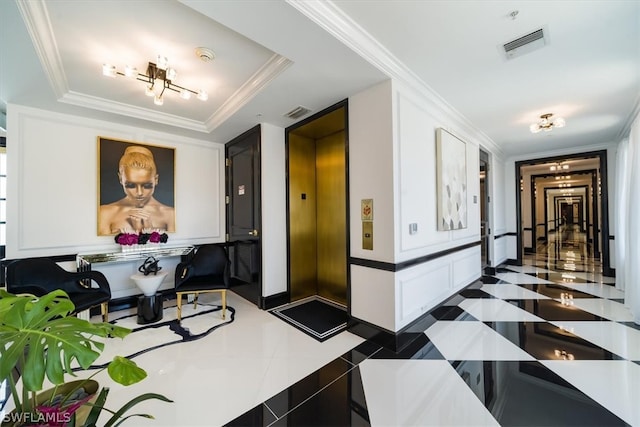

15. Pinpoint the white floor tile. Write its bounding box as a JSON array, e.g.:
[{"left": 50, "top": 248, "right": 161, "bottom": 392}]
[
  {"left": 84, "top": 292, "right": 364, "bottom": 426},
  {"left": 555, "top": 282, "right": 625, "bottom": 299},
  {"left": 542, "top": 360, "right": 640, "bottom": 426},
  {"left": 360, "top": 359, "right": 499, "bottom": 427},
  {"left": 562, "top": 298, "right": 635, "bottom": 322},
  {"left": 481, "top": 283, "right": 551, "bottom": 300},
  {"left": 425, "top": 321, "right": 535, "bottom": 361},
  {"left": 550, "top": 321, "right": 640, "bottom": 360},
  {"left": 494, "top": 272, "right": 555, "bottom": 284},
  {"left": 459, "top": 298, "right": 544, "bottom": 322}
]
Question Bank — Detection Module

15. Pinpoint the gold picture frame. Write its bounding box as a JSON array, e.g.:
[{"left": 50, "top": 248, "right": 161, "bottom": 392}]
[{"left": 97, "top": 137, "right": 176, "bottom": 236}]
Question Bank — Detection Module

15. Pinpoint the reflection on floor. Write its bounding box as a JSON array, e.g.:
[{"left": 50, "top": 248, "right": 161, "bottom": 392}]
[{"left": 3, "top": 250, "right": 635, "bottom": 427}]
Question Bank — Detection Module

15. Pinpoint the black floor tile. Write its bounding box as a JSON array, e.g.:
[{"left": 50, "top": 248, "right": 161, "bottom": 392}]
[
  {"left": 459, "top": 288, "right": 495, "bottom": 299},
  {"left": 265, "top": 357, "right": 354, "bottom": 418},
  {"left": 371, "top": 333, "right": 444, "bottom": 360},
  {"left": 485, "top": 321, "right": 624, "bottom": 360},
  {"left": 450, "top": 360, "right": 628, "bottom": 427},
  {"left": 269, "top": 367, "right": 369, "bottom": 427},
  {"left": 340, "top": 340, "right": 383, "bottom": 366},
  {"left": 430, "top": 305, "right": 476, "bottom": 320},
  {"left": 517, "top": 283, "right": 599, "bottom": 299},
  {"left": 513, "top": 299, "right": 606, "bottom": 321},
  {"left": 224, "top": 404, "right": 277, "bottom": 427},
  {"left": 480, "top": 275, "right": 509, "bottom": 284}
]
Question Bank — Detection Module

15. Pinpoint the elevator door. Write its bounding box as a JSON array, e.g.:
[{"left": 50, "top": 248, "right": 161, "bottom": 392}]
[{"left": 287, "top": 106, "right": 347, "bottom": 306}]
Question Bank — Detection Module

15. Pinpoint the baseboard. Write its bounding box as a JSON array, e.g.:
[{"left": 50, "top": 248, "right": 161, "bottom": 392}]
[
  {"left": 505, "top": 259, "right": 521, "bottom": 266},
  {"left": 524, "top": 247, "right": 535, "bottom": 254},
  {"left": 262, "top": 292, "right": 289, "bottom": 310}
]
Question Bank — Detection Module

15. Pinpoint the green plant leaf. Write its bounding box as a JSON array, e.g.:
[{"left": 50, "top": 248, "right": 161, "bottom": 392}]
[
  {"left": 107, "top": 356, "right": 147, "bottom": 386},
  {"left": 0, "top": 290, "right": 131, "bottom": 393},
  {"left": 83, "top": 386, "right": 110, "bottom": 427},
  {"left": 103, "top": 393, "right": 174, "bottom": 427}
]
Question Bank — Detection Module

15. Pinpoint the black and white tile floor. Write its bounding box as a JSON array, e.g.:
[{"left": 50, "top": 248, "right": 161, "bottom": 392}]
[
  {"left": 5, "top": 250, "right": 635, "bottom": 426},
  {"left": 230, "top": 257, "right": 638, "bottom": 427}
]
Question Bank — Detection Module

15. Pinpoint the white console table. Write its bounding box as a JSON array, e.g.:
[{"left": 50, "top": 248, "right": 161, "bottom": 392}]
[
  {"left": 77, "top": 246, "right": 195, "bottom": 300},
  {"left": 77, "top": 245, "right": 195, "bottom": 269}
]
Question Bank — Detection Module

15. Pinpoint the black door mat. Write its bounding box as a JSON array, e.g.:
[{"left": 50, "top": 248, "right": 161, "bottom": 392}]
[{"left": 270, "top": 297, "right": 347, "bottom": 342}]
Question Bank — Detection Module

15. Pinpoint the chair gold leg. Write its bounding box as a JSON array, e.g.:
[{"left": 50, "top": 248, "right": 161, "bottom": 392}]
[
  {"left": 221, "top": 290, "right": 226, "bottom": 319},
  {"left": 101, "top": 302, "right": 109, "bottom": 322},
  {"left": 177, "top": 293, "right": 183, "bottom": 321}
]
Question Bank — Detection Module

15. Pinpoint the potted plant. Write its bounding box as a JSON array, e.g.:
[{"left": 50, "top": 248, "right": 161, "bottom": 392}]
[{"left": 0, "top": 289, "right": 172, "bottom": 426}]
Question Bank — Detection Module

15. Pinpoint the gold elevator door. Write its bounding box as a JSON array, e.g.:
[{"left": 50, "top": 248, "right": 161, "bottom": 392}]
[{"left": 288, "top": 108, "right": 347, "bottom": 306}]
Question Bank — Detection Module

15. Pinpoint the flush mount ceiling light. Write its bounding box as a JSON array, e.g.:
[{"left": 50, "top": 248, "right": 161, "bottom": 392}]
[
  {"left": 102, "top": 55, "right": 208, "bottom": 106},
  {"left": 530, "top": 113, "right": 565, "bottom": 133},
  {"left": 549, "top": 161, "right": 570, "bottom": 172}
]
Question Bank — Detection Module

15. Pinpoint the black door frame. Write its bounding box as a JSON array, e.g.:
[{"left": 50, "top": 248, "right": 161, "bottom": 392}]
[{"left": 515, "top": 150, "right": 612, "bottom": 276}]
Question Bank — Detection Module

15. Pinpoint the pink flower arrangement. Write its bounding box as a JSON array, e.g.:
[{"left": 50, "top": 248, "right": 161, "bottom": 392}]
[{"left": 114, "top": 231, "right": 169, "bottom": 246}]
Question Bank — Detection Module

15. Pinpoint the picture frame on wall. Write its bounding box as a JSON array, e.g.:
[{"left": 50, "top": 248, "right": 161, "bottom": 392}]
[
  {"left": 436, "top": 128, "right": 467, "bottom": 231},
  {"left": 97, "top": 136, "right": 176, "bottom": 236}
]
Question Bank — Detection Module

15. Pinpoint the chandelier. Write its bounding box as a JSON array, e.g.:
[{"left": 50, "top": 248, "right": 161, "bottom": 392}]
[
  {"left": 549, "top": 161, "right": 569, "bottom": 172},
  {"left": 529, "top": 113, "right": 565, "bottom": 133},
  {"left": 102, "top": 55, "right": 208, "bottom": 106}
]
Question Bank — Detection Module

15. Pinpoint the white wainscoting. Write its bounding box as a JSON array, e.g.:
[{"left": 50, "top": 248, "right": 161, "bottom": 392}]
[{"left": 351, "top": 245, "right": 481, "bottom": 333}]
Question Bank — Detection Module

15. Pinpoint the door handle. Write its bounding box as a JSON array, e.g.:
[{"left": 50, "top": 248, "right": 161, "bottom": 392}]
[{"left": 248, "top": 229, "right": 259, "bottom": 236}]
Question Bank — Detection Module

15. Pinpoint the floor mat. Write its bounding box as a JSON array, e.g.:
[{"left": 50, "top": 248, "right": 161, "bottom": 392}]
[{"left": 270, "top": 297, "right": 347, "bottom": 342}]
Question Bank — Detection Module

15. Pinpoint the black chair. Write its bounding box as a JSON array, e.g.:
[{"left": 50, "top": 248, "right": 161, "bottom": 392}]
[
  {"left": 5, "top": 258, "right": 111, "bottom": 322},
  {"left": 174, "top": 244, "right": 230, "bottom": 321}
]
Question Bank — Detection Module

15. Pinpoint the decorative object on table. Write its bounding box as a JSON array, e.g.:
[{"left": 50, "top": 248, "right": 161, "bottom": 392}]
[
  {"left": 131, "top": 258, "right": 168, "bottom": 325},
  {"left": 138, "top": 256, "right": 162, "bottom": 276},
  {"left": 114, "top": 230, "right": 169, "bottom": 253},
  {"left": 0, "top": 289, "right": 172, "bottom": 427},
  {"left": 435, "top": 128, "right": 468, "bottom": 231}
]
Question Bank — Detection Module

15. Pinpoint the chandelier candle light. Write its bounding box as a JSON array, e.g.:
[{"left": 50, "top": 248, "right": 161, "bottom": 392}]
[
  {"left": 102, "top": 55, "right": 208, "bottom": 106},
  {"left": 530, "top": 113, "right": 566, "bottom": 133}
]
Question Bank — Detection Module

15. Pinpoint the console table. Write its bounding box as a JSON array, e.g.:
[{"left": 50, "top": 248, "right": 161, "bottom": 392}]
[
  {"left": 77, "top": 245, "right": 195, "bottom": 269},
  {"left": 77, "top": 246, "right": 195, "bottom": 323}
]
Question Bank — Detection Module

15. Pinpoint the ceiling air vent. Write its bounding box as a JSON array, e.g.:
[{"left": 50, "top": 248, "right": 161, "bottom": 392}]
[
  {"left": 503, "top": 28, "right": 547, "bottom": 59},
  {"left": 284, "top": 106, "right": 312, "bottom": 120}
]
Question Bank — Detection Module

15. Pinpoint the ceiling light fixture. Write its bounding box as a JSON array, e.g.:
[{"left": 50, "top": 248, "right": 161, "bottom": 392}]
[
  {"left": 102, "top": 55, "right": 208, "bottom": 105},
  {"left": 530, "top": 113, "right": 565, "bottom": 134},
  {"left": 549, "top": 162, "right": 570, "bottom": 172}
]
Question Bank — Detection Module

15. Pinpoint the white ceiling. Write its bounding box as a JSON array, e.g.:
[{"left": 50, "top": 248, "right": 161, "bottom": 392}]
[{"left": 1, "top": 0, "right": 638, "bottom": 157}]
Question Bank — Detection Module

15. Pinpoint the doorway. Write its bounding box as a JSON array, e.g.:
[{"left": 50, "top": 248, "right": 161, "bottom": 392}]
[
  {"left": 516, "top": 150, "right": 611, "bottom": 275},
  {"left": 225, "top": 125, "right": 262, "bottom": 307},
  {"left": 480, "top": 149, "right": 490, "bottom": 269},
  {"left": 286, "top": 102, "right": 348, "bottom": 306}
]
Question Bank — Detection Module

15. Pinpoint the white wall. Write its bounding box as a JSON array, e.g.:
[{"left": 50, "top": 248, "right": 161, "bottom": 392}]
[
  {"left": 260, "top": 123, "right": 287, "bottom": 297},
  {"left": 7, "top": 104, "right": 225, "bottom": 298},
  {"left": 349, "top": 79, "right": 500, "bottom": 332}
]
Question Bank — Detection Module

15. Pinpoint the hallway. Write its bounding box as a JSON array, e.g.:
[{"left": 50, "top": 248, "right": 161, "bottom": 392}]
[
  {"left": 227, "top": 252, "right": 636, "bottom": 426},
  {"left": 8, "top": 251, "right": 633, "bottom": 426}
]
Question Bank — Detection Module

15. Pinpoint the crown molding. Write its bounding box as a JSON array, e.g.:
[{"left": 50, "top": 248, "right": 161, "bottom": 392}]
[
  {"left": 205, "top": 54, "right": 293, "bottom": 131},
  {"left": 18, "top": 1, "right": 292, "bottom": 135},
  {"left": 618, "top": 92, "right": 640, "bottom": 141},
  {"left": 17, "top": 0, "right": 68, "bottom": 98},
  {"left": 286, "top": 0, "right": 503, "bottom": 158},
  {"left": 61, "top": 91, "right": 209, "bottom": 133}
]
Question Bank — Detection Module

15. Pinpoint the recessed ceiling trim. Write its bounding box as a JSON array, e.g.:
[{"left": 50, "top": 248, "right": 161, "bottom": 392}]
[
  {"left": 17, "top": 0, "right": 69, "bottom": 99},
  {"left": 205, "top": 54, "right": 293, "bottom": 131},
  {"left": 61, "top": 91, "right": 209, "bottom": 132}
]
